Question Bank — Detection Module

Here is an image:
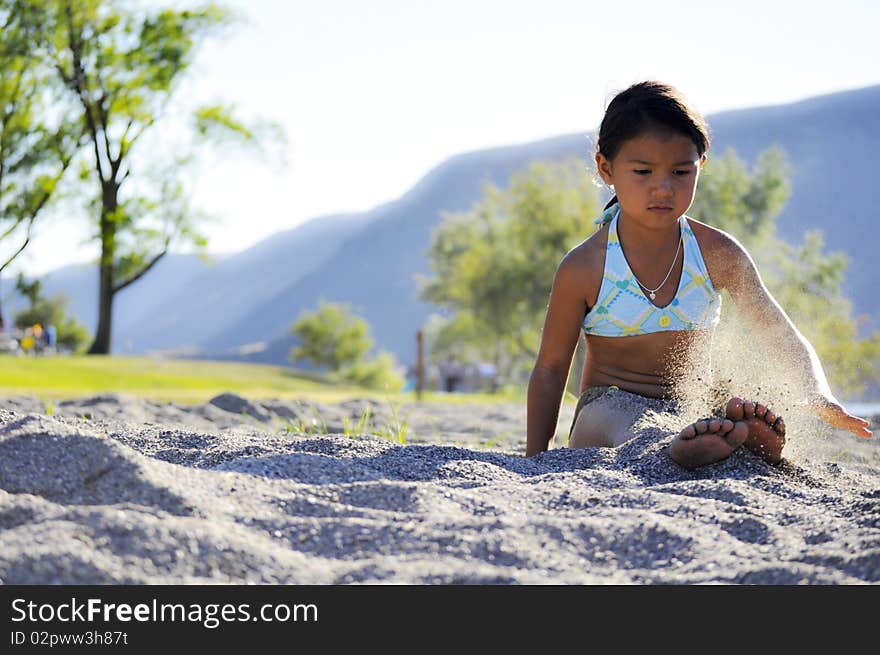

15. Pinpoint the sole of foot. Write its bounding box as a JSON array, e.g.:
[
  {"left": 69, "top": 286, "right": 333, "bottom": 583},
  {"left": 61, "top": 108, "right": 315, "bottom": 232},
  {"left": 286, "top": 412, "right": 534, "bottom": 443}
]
[
  {"left": 668, "top": 417, "right": 749, "bottom": 470},
  {"left": 724, "top": 396, "right": 786, "bottom": 465}
]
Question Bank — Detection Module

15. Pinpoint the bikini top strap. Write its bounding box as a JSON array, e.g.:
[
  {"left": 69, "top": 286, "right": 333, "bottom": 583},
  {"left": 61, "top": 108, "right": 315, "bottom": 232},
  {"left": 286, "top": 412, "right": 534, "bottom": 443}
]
[{"left": 594, "top": 203, "right": 620, "bottom": 227}]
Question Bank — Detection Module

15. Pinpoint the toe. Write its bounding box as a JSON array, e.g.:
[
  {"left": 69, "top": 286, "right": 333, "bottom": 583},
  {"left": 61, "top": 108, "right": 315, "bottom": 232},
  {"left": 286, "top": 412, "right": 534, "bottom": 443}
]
[
  {"left": 708, "top": 418, "right": 722, "bottom": 433},
  {"left": 743, "top": 401, "right": 755, "bottom": 418},
  {"left": 773, "top": 417, "right": 786, "bottom": 436},
  {"left": 721, "top": 418, "right": 734, "bottom": 433},
  {"left": 755, "top": 403, "right": 768, "bottom": 419},
  {"left": 679, "top": 424, "right": 697, "bottom": 440},
  {"left": 724, "top": 421, "right": 749, "bottom": 449},
  {"left": 764, "top": 410, "right": 777, "bottom": 425},
  {"left": 694, "top": 419, "right": 710, "bottom": 434},
  {"left": 725, "top": 396, "right": 745, "bottom": 421}
]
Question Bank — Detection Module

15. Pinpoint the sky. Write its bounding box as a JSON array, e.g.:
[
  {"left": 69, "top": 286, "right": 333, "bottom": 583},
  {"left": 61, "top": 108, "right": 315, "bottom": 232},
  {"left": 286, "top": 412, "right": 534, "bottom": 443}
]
[{"left": 8, "top": 0, "right": 880, "bottom": 278}]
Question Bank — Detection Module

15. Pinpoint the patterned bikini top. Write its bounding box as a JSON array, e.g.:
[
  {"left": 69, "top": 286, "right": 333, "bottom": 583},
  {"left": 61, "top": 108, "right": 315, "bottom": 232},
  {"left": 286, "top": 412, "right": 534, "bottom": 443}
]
[{"left": 581, "top": 204, "right": 722, "bottom": 337}]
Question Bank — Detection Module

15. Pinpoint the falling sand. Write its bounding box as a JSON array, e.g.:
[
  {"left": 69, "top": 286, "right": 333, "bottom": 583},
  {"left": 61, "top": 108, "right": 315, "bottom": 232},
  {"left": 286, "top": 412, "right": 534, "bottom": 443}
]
[{"left": 660, "top": 300, "right": 874, "bottom": 465}]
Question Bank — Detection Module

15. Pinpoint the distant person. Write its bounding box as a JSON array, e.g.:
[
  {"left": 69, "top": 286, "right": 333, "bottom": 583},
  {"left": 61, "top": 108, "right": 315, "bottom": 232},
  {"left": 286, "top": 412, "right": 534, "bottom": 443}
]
[
  {"left": 46, "top": 324, "right": 57, "bottom": 354},
  {"left": 441, "top": 355, "right": 463, "bottom": 393},
  {"left": 527, "top": 80, "right": 871, "bottom": 468},
  {"left": 33, "top": 323, "right": 44, "bottom": 354},
  {"left": 477, "top": 362, "right": 498, "bottom": 392},
  {"left": 20, "top": 326, "right": 35, "bottom": 354}
]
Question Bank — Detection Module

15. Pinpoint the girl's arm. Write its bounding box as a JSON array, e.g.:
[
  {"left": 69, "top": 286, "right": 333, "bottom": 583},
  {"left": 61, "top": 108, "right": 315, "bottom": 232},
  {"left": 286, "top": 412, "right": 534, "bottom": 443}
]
[
  {"left": 715, "top": 233, "right": 872, "bottom": 439},
  {"left": 526, "top": 254, "right": 586, "bottom": 456}
]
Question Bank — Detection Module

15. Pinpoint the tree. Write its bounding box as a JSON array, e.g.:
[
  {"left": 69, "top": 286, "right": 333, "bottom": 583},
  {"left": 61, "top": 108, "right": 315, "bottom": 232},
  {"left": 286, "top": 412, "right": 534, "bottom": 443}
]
[
  {"left": 290, "top": 301, "right": 373, "bottom": 372},
  {"left": 13, "top": 271, "right": 41, "bottom": 306},
  {"left": 39, "top": 0, "right": 279, "bottom": 354},
  {"left": 289, "top": 301, "right": 404, "bottom": 391},
  {"left": 419, "top": 157, "right": 600, "bottom": 389},
  {"left": 689, "top": 147, "right": 791, "bottom": 249},
  {"left": 0, "top": 0, "right": 82, "bottom": 273},
  {"left": 760, "top": 232, "right": 880, "bottom": 396},
  {"left": 13, "top": 273, "right": 90, "bottom": 352}
]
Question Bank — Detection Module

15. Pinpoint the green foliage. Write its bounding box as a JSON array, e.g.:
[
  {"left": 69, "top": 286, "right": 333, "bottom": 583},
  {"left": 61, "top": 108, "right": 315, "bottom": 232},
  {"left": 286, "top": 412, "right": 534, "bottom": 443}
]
[
  {"left": 343, "top": 406, "right": 372, "bottom": 438},
  {"left": 14, "top": 272, "right": 41, "bottom": 306},
  {"left": 763, "top": 232, "right": 880, "bottom": 395},
  {"left": 12, "top": 275, "right": 91, "bottom": 352},
  {"left": 419, "top": 157, "right": 600, "bottom": 385},
  {"left": 289, "top": 302, "right": 405, "bottom": 391},
  {"left": 0, "top": 0, "right": 82, "bottom": 272},
  {"left": 372, "top": 399, "right": 408, "bottom": 444},
  {"left": 341, "top": 401, "right": 408, "bottom": 444},
  {"left": 690, "top": 147, "right": 791, "bottom": 248},
  {"left": 194, "top": 103, "right": 255, "bottom": 142},
  {"left": 341, "top": 351, "right": 405, "bottom": 392},
  {"left": 421, "top": 312, "right": 481, "bottom": 365},
  {"left": 290, "top": 301, "right": 373, "bottom": 371},
  {"left": 282, "top": 410, "right": 328, "bottom": 436}
]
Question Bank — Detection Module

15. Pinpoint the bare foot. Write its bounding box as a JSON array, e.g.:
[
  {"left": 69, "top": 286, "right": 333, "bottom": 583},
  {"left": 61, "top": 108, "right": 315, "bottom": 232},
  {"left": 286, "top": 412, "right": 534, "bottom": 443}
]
[
  {"left": 668, "top": 417, "right": 749, "bottom": 470},
  {"left": 725, "top": 397, "right": 786, "bottom": 465}
]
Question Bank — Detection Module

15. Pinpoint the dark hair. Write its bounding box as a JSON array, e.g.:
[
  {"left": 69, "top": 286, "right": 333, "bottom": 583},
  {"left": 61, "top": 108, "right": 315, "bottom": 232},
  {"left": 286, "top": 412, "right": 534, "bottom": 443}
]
[{"left": 597, "top": 81, "right": 710, "bottom": 209}]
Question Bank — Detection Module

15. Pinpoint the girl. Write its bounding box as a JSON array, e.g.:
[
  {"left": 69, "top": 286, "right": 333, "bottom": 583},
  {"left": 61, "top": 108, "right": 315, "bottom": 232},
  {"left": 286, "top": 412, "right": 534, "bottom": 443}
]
[{"left": 526, "top": 81, "right": 872, "bottom": 469}]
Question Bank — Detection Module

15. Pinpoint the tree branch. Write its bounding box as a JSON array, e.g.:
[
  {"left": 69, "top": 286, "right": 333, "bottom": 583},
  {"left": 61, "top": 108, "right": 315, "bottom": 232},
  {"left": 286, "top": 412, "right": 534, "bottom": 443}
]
[
  {"left": 0, "top": 215, "right": 25, "bottom": 241},
  {"left": 0, "top": 59, "right": 30, "bottom": 193},
  {"left": 96, "top": 90, "right": 116, "bottom": 178},
  {"left": 0, "top": 215, "right": 34, "bottom": 273},
  {"left": 0, "top": 140, "right": 74, "bottom": 272},
  {"left": 64, "top": 3, "right": 106, "bottom": 183},
  {"left": 123, "top": 120, "right": 153, "bottom": 154},
  {"left": 112, "top": 246, "right": 168, "bottom": 294},
  {"left": 118, "top": 118, "right": 134, "bottom": 159}
]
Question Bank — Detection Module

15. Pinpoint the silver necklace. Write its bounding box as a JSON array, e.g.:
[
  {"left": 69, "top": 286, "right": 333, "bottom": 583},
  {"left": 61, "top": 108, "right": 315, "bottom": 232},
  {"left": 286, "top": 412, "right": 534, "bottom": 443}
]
[{"left": 631, "top": 233, "right": 683, "bottom": 301}]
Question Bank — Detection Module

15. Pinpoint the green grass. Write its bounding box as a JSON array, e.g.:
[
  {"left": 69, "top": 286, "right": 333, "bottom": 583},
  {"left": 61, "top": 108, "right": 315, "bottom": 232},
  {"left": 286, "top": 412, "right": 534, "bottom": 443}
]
[
  {"left": 0, "top": 354, "right": 526, "bottom": 406},
  {"left": 0, "top": 355, "right": 351, "bottom": 403}
]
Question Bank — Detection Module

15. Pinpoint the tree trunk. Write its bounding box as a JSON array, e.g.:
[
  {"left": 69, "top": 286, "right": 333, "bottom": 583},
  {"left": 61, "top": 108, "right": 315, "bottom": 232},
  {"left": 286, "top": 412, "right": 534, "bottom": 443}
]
[
  {"left": 87, "top": 258, "right": 113, "bottom": 354},
  {"left": 87, "top": 184, "right": 117, "bottom": 354}
]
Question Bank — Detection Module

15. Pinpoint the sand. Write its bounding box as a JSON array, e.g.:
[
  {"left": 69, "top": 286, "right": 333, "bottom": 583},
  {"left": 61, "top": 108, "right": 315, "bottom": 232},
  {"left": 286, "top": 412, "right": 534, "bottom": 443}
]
[{"left": 0, "top": 392, "right": 878, "bottom": 584}]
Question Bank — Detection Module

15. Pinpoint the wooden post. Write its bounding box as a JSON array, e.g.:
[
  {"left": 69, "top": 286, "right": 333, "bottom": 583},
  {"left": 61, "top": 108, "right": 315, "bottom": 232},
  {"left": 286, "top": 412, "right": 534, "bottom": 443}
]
[{"left": 415, "top": 330, "right": 425, "bottom": 401}]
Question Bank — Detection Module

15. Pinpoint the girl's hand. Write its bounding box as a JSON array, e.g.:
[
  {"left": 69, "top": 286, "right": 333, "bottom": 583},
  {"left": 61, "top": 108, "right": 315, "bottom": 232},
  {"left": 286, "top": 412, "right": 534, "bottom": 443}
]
[{"left": 808, "top": 394, "right": 873, "bottom": 439}]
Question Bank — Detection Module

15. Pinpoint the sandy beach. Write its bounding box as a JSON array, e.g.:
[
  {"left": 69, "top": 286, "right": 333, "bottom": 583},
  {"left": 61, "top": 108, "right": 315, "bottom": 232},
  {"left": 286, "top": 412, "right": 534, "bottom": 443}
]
[{"left": 0, "top": 392, "right": 878, "bottom": 584}]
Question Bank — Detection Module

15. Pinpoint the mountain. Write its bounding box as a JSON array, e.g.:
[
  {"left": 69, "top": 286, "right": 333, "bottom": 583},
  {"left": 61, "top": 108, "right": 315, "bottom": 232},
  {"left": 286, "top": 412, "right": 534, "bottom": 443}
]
[
  {"left": 707, "top": 85, "right": 880, "bottom": 330},
  {"left": 110, "top": 211, "right": 366, "bottom": 354},
  {"left": 199, "top": 134, "right": 583, "bottom": 363},
  {"left": 7, "top": 85, "right": 879, "bottom": 373},
  {"left": 2, "top": 254, "right": 210, "bottom": 344}
]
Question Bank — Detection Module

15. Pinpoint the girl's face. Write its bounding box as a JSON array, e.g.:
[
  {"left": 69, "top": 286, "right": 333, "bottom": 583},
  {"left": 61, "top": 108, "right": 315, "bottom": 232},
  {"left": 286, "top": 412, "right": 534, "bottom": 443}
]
[{"left": 596, "top": 130, "right": 705, "bottom": 227}]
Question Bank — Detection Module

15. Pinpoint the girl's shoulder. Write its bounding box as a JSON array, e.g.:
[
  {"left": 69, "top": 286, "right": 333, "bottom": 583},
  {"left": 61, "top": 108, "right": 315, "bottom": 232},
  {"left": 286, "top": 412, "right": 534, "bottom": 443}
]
[
  {"left": 685, "top": 215, "right": 750, "bottom": 254},
  {"left": 564, "top": 222, "right": 610, "bottom": 272},
  {"left": 554, "top": 223, "right": 609, "bottom": 304},
  {"left": 685, "top": 215, "right": 755, "bottom": 288}
]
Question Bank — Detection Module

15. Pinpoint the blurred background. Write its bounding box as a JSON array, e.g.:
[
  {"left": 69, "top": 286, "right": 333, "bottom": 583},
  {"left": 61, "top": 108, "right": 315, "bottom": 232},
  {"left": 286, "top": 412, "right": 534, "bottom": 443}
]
[{"left": 1, "top": 0, "right": 878, "bottom": 410}]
